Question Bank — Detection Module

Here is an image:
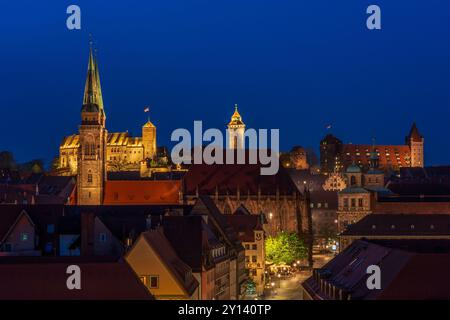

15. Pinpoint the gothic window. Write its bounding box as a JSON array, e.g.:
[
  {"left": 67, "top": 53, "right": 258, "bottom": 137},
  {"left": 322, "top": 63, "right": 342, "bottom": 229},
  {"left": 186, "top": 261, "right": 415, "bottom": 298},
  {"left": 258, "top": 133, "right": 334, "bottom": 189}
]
[
  {"left": 84, "top": 136, "right": 96, "bottom": 156},
  {"left": 87, "top": 174, "right": 93, "bottom": 183},
  {"left": 224, "top": 203, "right": 232, "bottom": 215}
]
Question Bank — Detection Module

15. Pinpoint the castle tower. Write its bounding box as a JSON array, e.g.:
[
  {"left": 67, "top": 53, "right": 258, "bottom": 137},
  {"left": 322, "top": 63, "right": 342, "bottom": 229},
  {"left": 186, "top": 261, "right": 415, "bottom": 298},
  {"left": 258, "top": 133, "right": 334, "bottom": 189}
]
[
  {"left": 227, "top": 104, "right": 245, "bottom": 150},
  {"left": 142, "top": 118, "right": 157, "bottom": 160},
  {"left": 77, "top": 44, "right": 107, "bottom": 205},
  {"left": 406, "top": 122, "right": 424, "bottom": 168}
]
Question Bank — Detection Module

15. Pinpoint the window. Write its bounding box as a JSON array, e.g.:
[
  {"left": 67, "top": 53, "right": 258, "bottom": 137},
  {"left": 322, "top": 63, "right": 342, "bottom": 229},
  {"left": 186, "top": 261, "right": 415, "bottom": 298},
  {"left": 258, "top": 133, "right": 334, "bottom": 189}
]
[
  {"left": 20, "top": 233, "right": 29, "bottom": 241},
  {"left": 245, "top": 256, "right": 250, "bottom": 263},
  {"left": 150, "top": 276, "right": 158, "bottom": 288},
  {"left": 99, "top": 233, "right": 107, "bottom": 242},
  {"left": 343, "top": 198, "right": 349, "bottom": 208},
  {"left": 47, "top": 224, "right": 55, "bottom": 234},
  {"left": 252, "top": 256, "right": 257, "bottom": 263},
  {"left": 358, "top": 198, "right": 363, "bottom": 207},
  {"left": 113, "top": 192, "right": 119, "bottom": 201},
  {"left": 245, "top": 244, "right": 250, "bottom": 250},
  {"left": 252, "top": 244, "right": 257, "bottom": 250},
  {"left": 87, "top": 174, "right": 93, "bottom": 183},
  {"left": 351, "top": 198, "right": 356, "bottom": 208},
  {"left": 45, "top": 242, "right": 53, "bottom": 254},
  {"left": 3, "top": 243, "right": 12, "bottom": 252},
  {"left": 140, "top": 275, "right": 158, "bottom": 289}
]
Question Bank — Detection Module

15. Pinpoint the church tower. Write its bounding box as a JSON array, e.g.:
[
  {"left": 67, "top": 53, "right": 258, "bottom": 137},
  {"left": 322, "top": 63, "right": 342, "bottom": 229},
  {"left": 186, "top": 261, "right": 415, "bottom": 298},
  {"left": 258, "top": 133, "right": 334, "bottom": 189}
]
[
  {"left": 77, "top": 44, "right": 107, "bottom": 205},
  {"left": 142, "top": 118, "right": 157, "bottom": 160},
  {"left": 227, "top": 104, "right": 245, "bottom": 150},
  {"left": 406, "top": 122, "right": 424, "bottom": 168}
]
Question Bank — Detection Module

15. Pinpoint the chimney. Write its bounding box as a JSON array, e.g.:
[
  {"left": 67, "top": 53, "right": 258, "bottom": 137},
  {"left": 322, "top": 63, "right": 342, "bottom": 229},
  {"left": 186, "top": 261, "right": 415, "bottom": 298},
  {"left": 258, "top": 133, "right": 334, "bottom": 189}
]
[{"left": 81, "top": 212, "right": 95, "bottom": 256}]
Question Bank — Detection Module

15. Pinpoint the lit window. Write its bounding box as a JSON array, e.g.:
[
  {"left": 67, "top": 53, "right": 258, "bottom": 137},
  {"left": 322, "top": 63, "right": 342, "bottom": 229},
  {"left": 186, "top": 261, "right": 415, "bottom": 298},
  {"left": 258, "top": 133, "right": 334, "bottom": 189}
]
[
  {"left": 140, "top": 275, "right": 159, "bottom": 289},
  {"left": 20, "top": 233, "right": 29, "bottom": 241}
]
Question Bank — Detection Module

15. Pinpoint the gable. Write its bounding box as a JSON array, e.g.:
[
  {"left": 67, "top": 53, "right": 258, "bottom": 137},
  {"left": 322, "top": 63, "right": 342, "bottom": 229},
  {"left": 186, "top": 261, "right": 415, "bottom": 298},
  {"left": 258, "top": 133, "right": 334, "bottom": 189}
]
[{"left": 125, "top": 237, "right": 187, "bottom": 297}]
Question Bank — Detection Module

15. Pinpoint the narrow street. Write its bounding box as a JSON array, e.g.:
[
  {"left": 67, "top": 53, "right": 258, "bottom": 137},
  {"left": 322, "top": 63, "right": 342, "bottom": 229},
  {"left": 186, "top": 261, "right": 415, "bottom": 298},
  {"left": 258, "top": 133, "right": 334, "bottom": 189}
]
[{"left": 263, "top": 252, "right": 334, "bottom": 300}]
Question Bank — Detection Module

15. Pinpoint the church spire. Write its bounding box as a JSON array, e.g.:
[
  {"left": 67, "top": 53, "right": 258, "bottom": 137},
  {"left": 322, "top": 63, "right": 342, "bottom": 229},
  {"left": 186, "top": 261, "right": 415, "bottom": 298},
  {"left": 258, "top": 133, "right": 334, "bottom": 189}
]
[
  {"left": 94, "top": 49, "right": 104, "bottom": 113},
  {"left": 82, "top": 38, "right": 104, "bottom": 115}
]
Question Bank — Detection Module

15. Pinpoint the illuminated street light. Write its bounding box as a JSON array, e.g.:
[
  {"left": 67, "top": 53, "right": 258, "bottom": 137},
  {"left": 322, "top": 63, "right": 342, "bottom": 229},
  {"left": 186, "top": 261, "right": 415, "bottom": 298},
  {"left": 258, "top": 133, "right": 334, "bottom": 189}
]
[{"left": 269, "top": 212, "right": 273, "bottom": 219}]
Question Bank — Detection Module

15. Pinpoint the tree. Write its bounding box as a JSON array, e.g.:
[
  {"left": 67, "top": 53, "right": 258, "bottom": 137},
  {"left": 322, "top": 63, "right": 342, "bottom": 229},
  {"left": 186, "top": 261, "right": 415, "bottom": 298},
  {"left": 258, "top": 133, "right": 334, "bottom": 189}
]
[
  {"left": 19, "top": 159, "right": 45, "bottom": 174},
  {"left": 0, "top": 151, "right": 17, "bottom": 169},
  {"left": 265, "top": 232, "right": 308, "bottom": 265}
]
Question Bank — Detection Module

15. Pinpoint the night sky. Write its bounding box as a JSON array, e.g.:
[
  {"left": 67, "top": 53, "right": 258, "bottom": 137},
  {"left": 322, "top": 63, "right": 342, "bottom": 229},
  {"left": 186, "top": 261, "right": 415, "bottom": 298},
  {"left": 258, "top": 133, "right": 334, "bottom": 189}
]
[{"left": 1, "top": 1, "right": 450, "bottom": 166}]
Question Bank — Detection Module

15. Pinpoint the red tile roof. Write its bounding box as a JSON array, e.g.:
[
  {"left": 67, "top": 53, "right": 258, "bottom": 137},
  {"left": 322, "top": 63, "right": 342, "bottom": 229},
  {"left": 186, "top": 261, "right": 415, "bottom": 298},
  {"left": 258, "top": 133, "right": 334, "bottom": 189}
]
[
  {"left": 103, "top": 180, "right": 181, "bottom": 205},
  {"left": 184, "top": 163, "right": 298, "bottom": 195},
  {"left": 0, "top": 257, "right": 153, "bottom": 300},
  {"left": 224, "top": 214, "right": 264, "bottom": 242},
  {"left": 303, "top": 239, "right": 450, "bottom": 300}
]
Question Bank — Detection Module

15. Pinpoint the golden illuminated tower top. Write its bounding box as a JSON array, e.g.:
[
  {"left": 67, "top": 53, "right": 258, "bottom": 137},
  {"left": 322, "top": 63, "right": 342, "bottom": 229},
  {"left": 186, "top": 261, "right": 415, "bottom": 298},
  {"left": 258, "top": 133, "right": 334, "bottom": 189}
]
[
  {"left": 227, "top": 104, "right": 245, "bottom": 150},
  {"left": 228, "top": 104, "right": 245, "bottom": 128}
]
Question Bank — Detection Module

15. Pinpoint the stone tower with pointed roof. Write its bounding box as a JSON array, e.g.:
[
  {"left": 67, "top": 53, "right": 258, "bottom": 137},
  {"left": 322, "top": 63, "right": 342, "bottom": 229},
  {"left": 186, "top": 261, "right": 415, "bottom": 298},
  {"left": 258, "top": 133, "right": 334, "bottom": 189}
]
[
  {"left": 227, "top": 104, "right": 246, "bottom": 150},
  {"left": 142, "top": 119, "right": 157, "bottom": 160},
  {"left": 77, "top": 44, "right": 107, "bottom": 205},
  {"left": 406, "top": 122, "right": 424, "bottom": 168}
]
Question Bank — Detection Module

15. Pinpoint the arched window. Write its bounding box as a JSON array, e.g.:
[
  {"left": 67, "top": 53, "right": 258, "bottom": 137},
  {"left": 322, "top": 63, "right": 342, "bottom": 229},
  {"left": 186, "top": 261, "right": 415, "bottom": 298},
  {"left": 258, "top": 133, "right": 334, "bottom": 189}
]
[
  {"left": 350, "top": 175, "right": 356, "bottom": 186},
  {"left": 224, "top": 203, "right": 232, "bottom": 215}
]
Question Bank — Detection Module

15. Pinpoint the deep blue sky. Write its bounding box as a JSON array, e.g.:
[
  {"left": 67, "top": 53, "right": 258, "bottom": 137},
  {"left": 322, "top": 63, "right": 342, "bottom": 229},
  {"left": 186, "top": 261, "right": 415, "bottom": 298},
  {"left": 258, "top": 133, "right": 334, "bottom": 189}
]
[{"left": 1, "top": 1, "right": 450, "bottom": 166}]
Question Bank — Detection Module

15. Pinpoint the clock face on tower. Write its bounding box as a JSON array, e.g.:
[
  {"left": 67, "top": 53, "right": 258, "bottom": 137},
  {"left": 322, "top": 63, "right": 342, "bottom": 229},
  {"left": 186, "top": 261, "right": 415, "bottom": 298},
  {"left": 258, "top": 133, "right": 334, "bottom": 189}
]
[{"left": 255, "top": 232, "right": 262, "bottom": 241}]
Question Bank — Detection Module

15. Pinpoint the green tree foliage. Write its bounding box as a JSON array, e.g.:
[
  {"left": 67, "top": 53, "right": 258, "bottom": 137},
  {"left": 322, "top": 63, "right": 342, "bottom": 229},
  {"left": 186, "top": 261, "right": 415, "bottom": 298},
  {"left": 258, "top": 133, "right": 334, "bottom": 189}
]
[
  {"left": 0, "top": 151, "right": 17, "bottom": 169},
  {"left": 265, "top": 232, "right": 308, "bottom": 265}
]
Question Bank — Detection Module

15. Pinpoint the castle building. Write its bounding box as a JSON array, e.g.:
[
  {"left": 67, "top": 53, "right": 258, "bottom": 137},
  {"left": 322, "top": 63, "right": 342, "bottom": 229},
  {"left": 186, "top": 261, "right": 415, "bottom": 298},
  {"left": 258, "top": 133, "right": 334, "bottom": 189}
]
[
  {"left": 280, "top": 146, "right": 310, "bottom": 170},
  {"left": 58, "top": 50, "right": 157, "bottom": 176},
  {"left": 320, "top": 123, "right": 424, "bottom": 174},
  {"left": 56, "top": 45, "right": 179, "bottom": 206},
  {"left": 336, "top": 149, "right": 388, "bottom": 232},
  {"left": 227, "top": 104, "right": 245, "bottom": 150}
]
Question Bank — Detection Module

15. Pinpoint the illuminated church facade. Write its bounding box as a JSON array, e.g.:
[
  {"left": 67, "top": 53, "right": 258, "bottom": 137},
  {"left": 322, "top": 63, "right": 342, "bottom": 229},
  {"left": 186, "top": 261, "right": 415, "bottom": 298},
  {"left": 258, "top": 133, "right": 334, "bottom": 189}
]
[{"left": 58, "top": 48, "right": 157, "bottom": 177}]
